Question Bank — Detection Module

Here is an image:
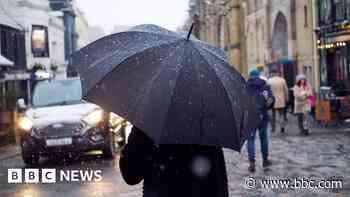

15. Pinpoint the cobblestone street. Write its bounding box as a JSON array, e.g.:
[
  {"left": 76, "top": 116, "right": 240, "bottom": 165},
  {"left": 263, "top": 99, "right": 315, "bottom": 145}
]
[
  {"left": 224, "top": 116, "right": 350, "bottom": 196},
  {"left": 0, "top": 116, "right": 349, "bottom": 196}
]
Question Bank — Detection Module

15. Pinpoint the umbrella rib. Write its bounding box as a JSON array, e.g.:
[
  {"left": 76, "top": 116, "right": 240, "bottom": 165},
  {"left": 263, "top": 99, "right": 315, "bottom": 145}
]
[
  {"left": 157, "top": 44, "right": 200, "bottom": 144},
  {"left": 199, "top": 46, "right": 246, "bottom": 88},
  {"left": 85, "top": 40, "right": 186, "bottom": 145},
  {"left": 191, "top": 40, "right": 229, "bottom": 64},
  {"left": 84, "top": 39, "right": 183, "bottom": 97},
  {"left": 194, "top": 59, "right": 206, "bottom": 145},
  {"left": 152, "top": 43, "right": 189, "bottom": 144},
  {"left": 192, "top": 46, "right": 239, "bottom": 142}
]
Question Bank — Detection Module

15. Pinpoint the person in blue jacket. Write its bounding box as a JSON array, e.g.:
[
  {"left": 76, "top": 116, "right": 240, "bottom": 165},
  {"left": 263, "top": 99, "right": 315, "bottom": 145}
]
[{"left": 246, "top": 68, "right": 275, "bottom": 172}]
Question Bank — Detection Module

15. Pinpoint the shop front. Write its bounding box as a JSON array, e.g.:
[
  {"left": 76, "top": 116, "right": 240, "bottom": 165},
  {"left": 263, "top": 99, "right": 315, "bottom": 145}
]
[
  {"left": 315, "top": 0, "right": 350, "bottom": 123},
  {"left": 318, "top": 34, "right": 350, "bottom": 96},
  {"left": 317, "top": 32, "right": 350, "bottom": 123}
]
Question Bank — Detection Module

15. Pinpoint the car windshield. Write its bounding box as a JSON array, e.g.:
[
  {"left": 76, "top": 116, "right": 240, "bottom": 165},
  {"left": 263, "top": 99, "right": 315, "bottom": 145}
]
[{"left": 32, "top": 79, "right": 82, "bottom": 107}]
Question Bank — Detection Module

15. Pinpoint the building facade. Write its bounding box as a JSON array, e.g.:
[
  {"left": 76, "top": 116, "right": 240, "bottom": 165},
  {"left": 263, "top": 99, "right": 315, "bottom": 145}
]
[
  {"left": 245, "top": 0, "right": 317, "bottom": 86},
  {"left": 317, "top": 0, "right": 350, "bottom": 94},
  {"left": 74, "top": 2, "right": 90, "bottom": 49},
  {"left": 48, "top": 0, "right": 77, "bottom": 63},
  {"left": 295, "top": 0, "right": 318, "bottom": 88},
  {"left": 0, "top": 0, "right": 67, "bottom": 107},
  {"left": 0, "top": 4, "right": 27, "bottom": 111},
  {"left": 0, "top": 5, "right": 26, "bottom": 70},
  {"left": 189, "top": 0, "right": 248, "bottom": 76},
  {"left": 6, "top": 0, "right": 66, "bottom": 72},
  {"left": 190, "top": 0, "right": 318, "bottom": 87}
]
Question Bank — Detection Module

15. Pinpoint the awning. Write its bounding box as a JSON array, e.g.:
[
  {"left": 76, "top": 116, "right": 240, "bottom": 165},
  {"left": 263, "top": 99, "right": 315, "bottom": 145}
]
[
  {"left": 0, "top": 2, "right": 22, "bottom": 30},
  {"left": 0, "top": 55, "right": 14, "bottom": 66},
  {"left": 333, "top": 34, "right": 350, "bottom": 42},
  {"left": 324, "top": 32, "right": 350, "bottom": 43},
  {"left": 278, "top": 58, "right": 295, "bottom": 65}
]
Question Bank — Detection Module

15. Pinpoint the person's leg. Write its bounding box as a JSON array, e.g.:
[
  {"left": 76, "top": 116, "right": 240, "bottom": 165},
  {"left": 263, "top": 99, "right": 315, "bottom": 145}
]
[
  {"left": 303, "top": 112, "right": 310, "bottom": 135},
  {"left": 297, "top": 113, "right": 305, "bottom": 134},
  {"left": 259, "top": 122, "right": 271, "bottom": 167},
  {"left": 271, "top": 109, "right": 276, "bottom": 132},
  {"left": 283, "top": 106, "right": 288, "bottom": 121},
  {"left": 247, "top": 129, "right": 257, "bottom": 172},
  {"left": 278, "top": 108, "right": 286, "bottom": 132}
]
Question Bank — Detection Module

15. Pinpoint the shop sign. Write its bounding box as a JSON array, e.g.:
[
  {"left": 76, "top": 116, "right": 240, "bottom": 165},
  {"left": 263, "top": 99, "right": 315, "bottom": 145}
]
[{"left": 1, "top": 73, "right": 30, "bottom": 82}]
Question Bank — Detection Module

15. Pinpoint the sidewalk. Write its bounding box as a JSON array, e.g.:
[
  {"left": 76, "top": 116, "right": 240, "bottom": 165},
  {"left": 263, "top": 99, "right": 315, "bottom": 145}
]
[{"left": 0, "top": 144, "right": 20, "bottom": 161}]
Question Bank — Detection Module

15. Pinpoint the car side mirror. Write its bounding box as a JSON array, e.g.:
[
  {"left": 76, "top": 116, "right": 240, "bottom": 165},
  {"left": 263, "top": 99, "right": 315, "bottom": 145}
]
[{"left": 17, "top": 98, "right": 27, "bottom": 110}]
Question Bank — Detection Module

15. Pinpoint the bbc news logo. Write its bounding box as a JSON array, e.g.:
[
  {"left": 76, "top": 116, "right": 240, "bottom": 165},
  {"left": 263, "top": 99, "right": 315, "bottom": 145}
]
[{"left": 8, "top": 169, "right": 102, "bottom": 183}]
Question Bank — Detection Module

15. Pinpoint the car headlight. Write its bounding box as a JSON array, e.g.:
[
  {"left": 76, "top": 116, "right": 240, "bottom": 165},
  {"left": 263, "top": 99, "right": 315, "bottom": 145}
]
[
  {"left": 18, "top": 116, "right": 33, "bottom": 131},
  {"left": 83, "top": 109, "right": 104, "bottom": 126},
  {"left": 109, "top": 112, "right": 124, "bottom": 127}
]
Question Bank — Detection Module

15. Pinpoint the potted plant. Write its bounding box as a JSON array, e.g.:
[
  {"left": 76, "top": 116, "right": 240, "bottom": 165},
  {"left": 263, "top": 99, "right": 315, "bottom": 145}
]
[
  {"left": 32, "top": 63, "right": 45, "bottom": 71},
  {"left": 50, "top": 64, "right": 58, "bottom": 72}
]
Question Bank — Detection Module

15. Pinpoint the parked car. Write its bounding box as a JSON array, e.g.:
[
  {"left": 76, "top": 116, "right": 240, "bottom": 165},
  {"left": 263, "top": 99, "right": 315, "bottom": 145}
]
[{"left": 17, "top": 78, "right": 127, "bottom": 165}]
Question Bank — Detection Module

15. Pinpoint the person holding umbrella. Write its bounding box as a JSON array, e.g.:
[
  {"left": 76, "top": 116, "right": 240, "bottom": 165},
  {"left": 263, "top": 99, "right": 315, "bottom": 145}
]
[
  {"left": 246, "top": 69, "right": 275, "bottom": 172},
  {"left": 120, "top": 126, "right": 229, "bottom": 196},
  {"left": 70, "top": 24, "right": 259, "bottom": 196}
]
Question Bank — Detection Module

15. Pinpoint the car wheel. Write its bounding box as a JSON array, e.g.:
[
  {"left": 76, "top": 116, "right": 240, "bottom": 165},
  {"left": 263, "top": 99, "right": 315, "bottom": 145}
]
[
  {"left": 103, "top": 132, "right": 116, "bottom": 158},
  {"left": 22, "top": 152, "right": 39, "bottom": 166}
]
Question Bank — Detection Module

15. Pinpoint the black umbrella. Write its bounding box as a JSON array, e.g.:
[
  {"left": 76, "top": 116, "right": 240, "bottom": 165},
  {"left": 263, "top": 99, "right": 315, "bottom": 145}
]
[{"left": 70, "top": 24, "right": 258, "bottom": 151}]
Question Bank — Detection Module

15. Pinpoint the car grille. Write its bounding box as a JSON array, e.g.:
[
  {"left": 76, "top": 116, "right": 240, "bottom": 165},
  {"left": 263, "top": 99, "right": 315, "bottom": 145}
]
[{"left": 38, "top": 123, "right": 82, "bottom": 138}]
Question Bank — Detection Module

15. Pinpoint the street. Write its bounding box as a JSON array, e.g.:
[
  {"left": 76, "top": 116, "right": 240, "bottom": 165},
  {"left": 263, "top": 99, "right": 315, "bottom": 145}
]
[
  {"left": 0, "top": 116, "right": 349, "bottom": 197},
  {"left": 1, "top": 0, "right": 350, "bottom": 197}
]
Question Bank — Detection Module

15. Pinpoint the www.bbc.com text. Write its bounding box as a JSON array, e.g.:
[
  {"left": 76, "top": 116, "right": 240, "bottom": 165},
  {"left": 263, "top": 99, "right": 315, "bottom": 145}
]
[{"left": 244, "top": 177, "right": 343, "bottom": 191}]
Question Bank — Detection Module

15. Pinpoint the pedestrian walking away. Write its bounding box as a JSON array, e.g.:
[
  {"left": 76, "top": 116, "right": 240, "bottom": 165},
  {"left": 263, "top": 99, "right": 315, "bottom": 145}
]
[
  {"left": 246, "top": 69, "right": 275, "bottom": 172},
  {"left": 71, "top": 24, "right": 258, "bottom": 196},
  {"left": 267, "top": 68, "right": 289, "bottom": 133},
  {"left": 256, "top": 63, "right": 267, "bottom": 81},
  {"left": 120, "top": 126, "right": 228, "bottom": 197},
  {"left": 293, "top": 74, "right": 313, "bottom": 135}
]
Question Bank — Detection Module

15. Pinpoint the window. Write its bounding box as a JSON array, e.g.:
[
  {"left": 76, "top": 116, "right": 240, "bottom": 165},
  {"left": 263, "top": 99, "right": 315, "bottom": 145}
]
[
  {"left": 319, "top": 0, "right": 332, "bottom": 25},
  {"left": 304, "top": 5, "right": 308, "bottom": 27},
  {"left": 31, "top": 25, "right": 49, "bottom": 57},
  {"left": 32, "top": 79, "right": 82, "bottom": 107},
  {"left": 346, "top": 0, "right": 350, "bottom": 20},
  {"left": 335, "top": 0, "right": 345, "bottom": 21}
]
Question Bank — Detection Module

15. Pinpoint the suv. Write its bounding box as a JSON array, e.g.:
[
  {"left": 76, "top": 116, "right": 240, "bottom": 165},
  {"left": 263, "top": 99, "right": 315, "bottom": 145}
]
[{"left": 17, "top": 78, "right": 127, "bottom": 165}]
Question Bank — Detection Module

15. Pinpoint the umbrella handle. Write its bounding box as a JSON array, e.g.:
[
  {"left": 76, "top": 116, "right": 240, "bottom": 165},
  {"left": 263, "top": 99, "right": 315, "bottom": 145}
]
[{"left": 186, "top": 23, "right": 194, "bottom": 41}]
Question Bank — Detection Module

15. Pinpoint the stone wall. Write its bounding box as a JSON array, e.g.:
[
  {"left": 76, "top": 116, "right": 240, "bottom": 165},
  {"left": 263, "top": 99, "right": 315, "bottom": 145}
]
[
  {"left": 190, "top": 0, "right": 317, "bottom": 85},
  {"left": 192, "top": 0, "right": 247, "bottom": 75}
]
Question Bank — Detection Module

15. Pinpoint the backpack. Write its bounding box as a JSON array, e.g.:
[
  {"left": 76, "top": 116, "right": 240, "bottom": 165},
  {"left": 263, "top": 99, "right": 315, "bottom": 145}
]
[{"left": 247, "top": 83, "right": 274, "bottom": 117}]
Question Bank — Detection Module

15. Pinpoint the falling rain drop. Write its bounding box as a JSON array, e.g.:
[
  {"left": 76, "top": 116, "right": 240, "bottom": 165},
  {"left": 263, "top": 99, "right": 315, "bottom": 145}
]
[
  {"left": 191, "top": 155, "right": 211, "bottom": 179},
  {"left": 159, "top": 164, "right": 165, "bottom": 171}
]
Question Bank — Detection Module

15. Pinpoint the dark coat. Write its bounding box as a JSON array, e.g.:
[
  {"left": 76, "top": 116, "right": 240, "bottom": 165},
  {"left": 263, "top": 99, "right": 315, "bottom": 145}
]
[
  {"left": 119, "top": 127, "right": 229, "bottom": 197},
  {"left": 247, "top": 77, "right": 275, "bottom": 124}
]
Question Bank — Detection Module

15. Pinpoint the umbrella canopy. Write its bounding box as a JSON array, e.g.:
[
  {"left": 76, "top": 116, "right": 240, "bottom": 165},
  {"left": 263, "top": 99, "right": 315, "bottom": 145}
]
[
  {"left": 0, "top": 55, "right": 14, "bottom": 67},
  {"left": 70, "top": 24, "right": 258, "bottom": 151}
]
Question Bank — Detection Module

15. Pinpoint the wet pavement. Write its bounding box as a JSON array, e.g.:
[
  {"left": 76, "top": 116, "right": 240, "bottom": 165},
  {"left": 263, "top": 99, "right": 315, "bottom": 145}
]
[
  {"left": 0, "top": 115, "right": 349, "bottom": 197},
  {"left": 225, "top": 117, "right": 350, "bottom": 197}
]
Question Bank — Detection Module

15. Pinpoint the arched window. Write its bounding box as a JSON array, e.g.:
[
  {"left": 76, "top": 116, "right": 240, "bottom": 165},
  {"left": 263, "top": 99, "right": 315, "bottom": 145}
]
[{"left": 272, "top": 12, "right": 288, "bottom": 60}]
